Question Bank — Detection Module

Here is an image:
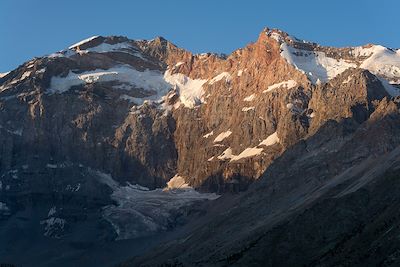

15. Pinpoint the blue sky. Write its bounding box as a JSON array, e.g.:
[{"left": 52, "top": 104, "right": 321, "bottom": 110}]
[{"left": 1, "top": 0, "right": 399, "bottom": 72}]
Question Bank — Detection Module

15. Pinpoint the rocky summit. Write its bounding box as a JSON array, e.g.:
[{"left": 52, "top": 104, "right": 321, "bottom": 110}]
[{"left": 1, "top": 28, "right": 400, "bottom": 267}]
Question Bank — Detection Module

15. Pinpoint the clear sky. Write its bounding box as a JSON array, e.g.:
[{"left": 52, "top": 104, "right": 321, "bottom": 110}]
[{"left": 1, "top": 0, "right": 399, "bottom": 72}]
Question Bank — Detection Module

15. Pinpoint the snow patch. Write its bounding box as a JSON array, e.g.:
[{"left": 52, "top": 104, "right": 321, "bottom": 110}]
[
  {"left": 242, "top": 107, "right": 255, "bottom": 112},
  {"left": 259, "top": 131, "right": 280, "bottom": 146},
  {"left": 264, "top": 80, "right": 297, "bottom": 93},
  {"left": 217, "top": 148, "right": 234, "bottom": 160},
  {"left": 230, "top": 147, "right": 264, "bottom": 162},
  {"left": 214, "top": 130, "right": 232, "bottom": 143},
  {"left": 244, "top": 94, "right": 256, "bottom": 102},
  {"left": 165, "top": 175, "right": 190, "bottom": 189},
  {"left": 209, "top": 72, "right": 231, "bottom": 85},
  {"left": 163, "top": 70, "right": 208, "bottom": 108},
  {"left": 203, "top": 131, "right": 214, "bottom": 138}
]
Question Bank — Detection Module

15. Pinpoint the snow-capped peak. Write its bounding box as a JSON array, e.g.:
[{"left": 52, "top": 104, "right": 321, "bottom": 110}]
[
  {"left": 68, "top": 36, "right": 100, "bottom": 49},
  {"left": 356, "top": 45, "right": 400, "bottom": 82},
  {"left": 265, "top": 29, "right": 400, "bottom": 89}
]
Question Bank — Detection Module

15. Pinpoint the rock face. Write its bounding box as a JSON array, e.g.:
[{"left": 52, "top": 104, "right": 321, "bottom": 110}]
[{"left": 0, "top": 28, "right": 400, "bottom": 266}]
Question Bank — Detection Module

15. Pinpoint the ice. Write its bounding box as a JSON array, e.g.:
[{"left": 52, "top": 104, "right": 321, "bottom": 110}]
[{"left": 96, "top": 171, "right": 219, "bottom": 240}]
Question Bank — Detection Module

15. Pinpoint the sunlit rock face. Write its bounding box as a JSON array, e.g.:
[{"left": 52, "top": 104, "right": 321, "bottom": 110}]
[{"left": 1, "top": 29, "right": 400, "bottom": 266}]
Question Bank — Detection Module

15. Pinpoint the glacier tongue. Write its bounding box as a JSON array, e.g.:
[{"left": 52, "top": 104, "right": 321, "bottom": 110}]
[{"left": 97, "top": 171, "right": 219, "bottom": 240}]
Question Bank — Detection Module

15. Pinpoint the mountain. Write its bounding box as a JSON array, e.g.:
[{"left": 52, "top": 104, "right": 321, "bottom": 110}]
[{"left": 0, "top": 28, "right": 400, "bottom": 267}]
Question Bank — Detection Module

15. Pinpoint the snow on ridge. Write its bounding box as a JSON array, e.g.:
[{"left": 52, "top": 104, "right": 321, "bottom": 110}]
[
  {"left": 48, "top": 64, "right": 212, "bottom": 108},
  {"left": 358, "top": 45, "right": 400, "bottom": 81},
  {"left": 214, "top": 130, "right": 232, "bottom": 143},
  {"left": 0, "top": 72, "right": 10, "bottom": 78},
  {"left": 264, "top": 80, "right": 297, "bottom": 93},
  {"left": 280, "top": 43, "right": 357, "bottom": 84},
  {"left": 48, "top": 65, "right": 170, "bottom": 102},
  {"left": 209, "top": 72, "right": 231, "bottom": 85},
  {"left": 68, "top": 36, "right": 100, "bottom": 49},
  {"left": 164, "top": 70, "right": 208, "bottom": 108},
  {"left": 279, "top": 39, "right": 400, "bottom": 85}
]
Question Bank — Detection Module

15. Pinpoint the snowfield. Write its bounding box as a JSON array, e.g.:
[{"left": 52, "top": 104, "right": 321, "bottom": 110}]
[
  {"left": 163, "top": 69, "right": 208, "bottom": 108},
  {"left": 48, "top": 65, "right": 170, "bottom": 97},
  {"left": 280, "top": 43, "right": 356, "bottom": 83}
]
